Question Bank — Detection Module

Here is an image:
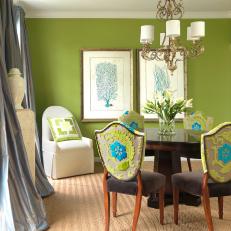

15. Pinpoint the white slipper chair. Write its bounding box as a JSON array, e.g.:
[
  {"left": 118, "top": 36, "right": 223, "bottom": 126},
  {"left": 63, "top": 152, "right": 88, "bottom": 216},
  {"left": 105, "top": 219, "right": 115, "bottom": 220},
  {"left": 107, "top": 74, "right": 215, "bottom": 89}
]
[{"left": 42, "top": 106, "right": 94, "bottom": 179}]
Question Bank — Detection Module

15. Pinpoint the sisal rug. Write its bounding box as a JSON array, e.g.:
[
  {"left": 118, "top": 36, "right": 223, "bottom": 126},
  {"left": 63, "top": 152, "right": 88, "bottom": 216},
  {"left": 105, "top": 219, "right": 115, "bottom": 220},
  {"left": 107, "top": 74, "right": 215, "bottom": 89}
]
[{"left": 44, "top": 162, "right": 231, "bottom": 231}]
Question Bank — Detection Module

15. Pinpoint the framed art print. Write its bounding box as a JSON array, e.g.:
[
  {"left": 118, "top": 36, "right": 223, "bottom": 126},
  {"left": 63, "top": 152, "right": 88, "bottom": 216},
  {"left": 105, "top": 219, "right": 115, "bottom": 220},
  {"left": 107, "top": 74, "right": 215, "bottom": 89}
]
[
  {"left": 137, "top": 49, "right": 187, "bottom": 121},
  {"left": 81, "top": 49, "right": 133, "bottom": 121}
]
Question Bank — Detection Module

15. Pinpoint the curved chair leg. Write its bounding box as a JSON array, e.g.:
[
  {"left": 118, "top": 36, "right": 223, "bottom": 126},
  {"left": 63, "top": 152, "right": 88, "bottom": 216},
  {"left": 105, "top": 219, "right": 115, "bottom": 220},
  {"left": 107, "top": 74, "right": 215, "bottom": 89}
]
[
  {"left": 187, "top": 158, "right": 192, "bottom": 172},
  {"left": 173, "top": 186, "right": 179, "bottom": 225},
  {"left": 103, "top": 170, "right": 110, "bottom": 231},
  {"left": 218, "top": 196, "right": 223, "bottom": 219},
  {"left": 112, "top": 192, "right": 117, "bottom": 217},
  {"left": 202, "top": 174, "right": 214, "bottom": 231},
  {"left": 159, "top": 187, "right": 165, "bottom": 225},
  {"left": 132, "top": 172, "right": 142, "bottom": 231}
]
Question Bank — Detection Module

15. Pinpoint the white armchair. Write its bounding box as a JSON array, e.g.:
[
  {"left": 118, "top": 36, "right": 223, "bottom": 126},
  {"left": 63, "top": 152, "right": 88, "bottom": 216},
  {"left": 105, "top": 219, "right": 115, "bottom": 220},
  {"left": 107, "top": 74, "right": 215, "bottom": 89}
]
[{"left": 42, "top": 106, "right": 94, "bottom": 179}]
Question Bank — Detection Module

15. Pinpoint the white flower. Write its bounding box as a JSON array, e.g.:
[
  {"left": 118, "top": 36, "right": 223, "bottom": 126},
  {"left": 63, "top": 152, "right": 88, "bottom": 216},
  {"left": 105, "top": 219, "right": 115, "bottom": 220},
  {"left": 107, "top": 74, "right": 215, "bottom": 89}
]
[
  {"left": 176, "top": 97, "right": 184, "bottom": 104},
  {"left": 185, "top": 99, "right": 193, "bottom": 108},
  {"left": 164, "top": 90, "right": 172, "bottom": 99}
]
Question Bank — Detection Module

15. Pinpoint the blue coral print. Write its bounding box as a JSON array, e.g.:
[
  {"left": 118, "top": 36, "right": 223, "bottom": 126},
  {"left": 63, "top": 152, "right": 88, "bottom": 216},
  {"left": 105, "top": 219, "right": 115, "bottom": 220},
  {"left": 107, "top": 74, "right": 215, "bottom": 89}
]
[
  {"left": 154, "top": 65, "right": 170, "bottom": 94},
  {"left": 218, "top": 143, "right": 231, "bottom": 164},
  {"left": 110, "top": 141, "right": 127, "bottom": 161},
  {"left": 96, "top": 62, "right": 118, "bottom": 108},
  {"left": 192, "top": 122, "right": 202, "bottom": 131}
]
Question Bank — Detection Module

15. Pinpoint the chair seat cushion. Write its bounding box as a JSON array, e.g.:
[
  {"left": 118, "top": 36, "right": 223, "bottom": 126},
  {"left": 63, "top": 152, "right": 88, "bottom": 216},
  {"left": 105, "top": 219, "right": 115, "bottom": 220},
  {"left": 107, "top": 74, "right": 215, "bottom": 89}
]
[
  {"left": 172, "top": 172, "right": 231, "bottom": 197},
  {"left": 107, "top": 170, "right": 165, "bottom": 196},
  {"left": 43, "top": 137, "right": 93, "bottom": 154},
  {"left": 57, "top": 138, "right": 92, "bottom": 152}
]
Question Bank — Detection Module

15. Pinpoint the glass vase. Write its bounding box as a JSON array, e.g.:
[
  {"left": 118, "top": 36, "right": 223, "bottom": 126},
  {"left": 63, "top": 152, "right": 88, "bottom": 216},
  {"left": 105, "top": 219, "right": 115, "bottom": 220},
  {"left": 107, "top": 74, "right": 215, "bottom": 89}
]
[{"left": 158, "top": 117, "right": 176, "bottom": 135}]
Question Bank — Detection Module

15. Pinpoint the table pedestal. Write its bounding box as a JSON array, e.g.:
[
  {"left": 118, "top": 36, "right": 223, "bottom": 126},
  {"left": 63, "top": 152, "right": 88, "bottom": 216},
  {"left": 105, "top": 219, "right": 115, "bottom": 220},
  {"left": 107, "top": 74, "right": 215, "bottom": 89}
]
[{"left": 147, "top": 150, "right": 201, "bottom": 208}]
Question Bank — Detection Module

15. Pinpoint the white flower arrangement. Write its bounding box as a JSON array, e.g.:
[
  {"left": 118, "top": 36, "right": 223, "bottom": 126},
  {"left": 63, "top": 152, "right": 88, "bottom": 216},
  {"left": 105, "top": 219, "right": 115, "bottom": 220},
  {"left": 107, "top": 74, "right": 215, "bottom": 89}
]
[{"left": 143, "top": 90, "right": 193, "bottom": 122}]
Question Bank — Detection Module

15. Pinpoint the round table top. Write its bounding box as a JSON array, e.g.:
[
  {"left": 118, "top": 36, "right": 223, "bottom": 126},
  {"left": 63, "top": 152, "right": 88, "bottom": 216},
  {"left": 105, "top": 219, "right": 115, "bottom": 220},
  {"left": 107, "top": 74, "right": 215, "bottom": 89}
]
[{"left": 145, "top": 128, "right": 204, "bottom": 144}]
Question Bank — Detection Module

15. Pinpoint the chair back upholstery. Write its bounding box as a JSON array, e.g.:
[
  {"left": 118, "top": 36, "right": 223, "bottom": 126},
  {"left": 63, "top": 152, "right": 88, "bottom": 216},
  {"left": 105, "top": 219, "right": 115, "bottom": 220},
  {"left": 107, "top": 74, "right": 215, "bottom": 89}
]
[
  {"left": 95, "top": 122, "right": 145, "bottom": 180},
  {"left": 184, "top": 111, "right": 214, "bottom": 131},
  {"left": 118, "top": 111, "right": 144, "bottom": 132},
  {"left": 42, "top": 106, "right": 81, "bottom": 142},
  {"left": 201, "top": 122, "right": 231, "bottom": 183}
]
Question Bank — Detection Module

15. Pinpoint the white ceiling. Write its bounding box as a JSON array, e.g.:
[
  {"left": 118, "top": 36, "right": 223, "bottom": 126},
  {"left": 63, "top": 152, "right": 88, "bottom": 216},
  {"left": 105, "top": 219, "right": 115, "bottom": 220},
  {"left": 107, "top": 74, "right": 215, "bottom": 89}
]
[{"left": 17, "top": 0, "right": 231, "bottom": 18}]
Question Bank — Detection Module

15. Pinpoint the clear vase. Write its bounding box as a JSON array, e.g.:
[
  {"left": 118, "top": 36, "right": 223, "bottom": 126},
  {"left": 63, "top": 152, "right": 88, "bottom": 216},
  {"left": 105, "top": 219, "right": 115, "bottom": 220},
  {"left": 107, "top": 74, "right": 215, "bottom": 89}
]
[{"left": 158, "top": 118, "right": 176, "bottom": 135}]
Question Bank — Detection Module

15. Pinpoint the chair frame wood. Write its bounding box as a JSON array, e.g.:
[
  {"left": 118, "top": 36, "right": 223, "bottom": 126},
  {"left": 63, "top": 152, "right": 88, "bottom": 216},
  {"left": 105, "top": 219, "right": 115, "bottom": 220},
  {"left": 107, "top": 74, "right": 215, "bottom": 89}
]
[
  {"left": 173, "top": 172, "right": 225, "bottom": 231},
  {"left": 186, "top": 157, "right": 192, "bottom": 172},
  {"left": 103, "top": 169, "right": 165, "bottom": 230}
]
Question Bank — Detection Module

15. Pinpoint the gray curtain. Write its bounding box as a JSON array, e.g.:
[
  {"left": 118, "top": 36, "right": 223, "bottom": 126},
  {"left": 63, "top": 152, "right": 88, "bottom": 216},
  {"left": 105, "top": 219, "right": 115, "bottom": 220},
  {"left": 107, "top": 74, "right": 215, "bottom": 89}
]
[
  {"left": 0, "top": 0, "right": 48, "bottom": 230},
  {"left": 14, "top": 6, "right": 54, "bottom": 198}
]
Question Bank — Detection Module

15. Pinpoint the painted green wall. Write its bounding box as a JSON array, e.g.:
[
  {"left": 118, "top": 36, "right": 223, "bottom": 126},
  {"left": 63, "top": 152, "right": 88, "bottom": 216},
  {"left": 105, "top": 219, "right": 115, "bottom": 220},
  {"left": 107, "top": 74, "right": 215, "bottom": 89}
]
[{"left": 26, "top": 18, "right": 231, "bottom": 153}]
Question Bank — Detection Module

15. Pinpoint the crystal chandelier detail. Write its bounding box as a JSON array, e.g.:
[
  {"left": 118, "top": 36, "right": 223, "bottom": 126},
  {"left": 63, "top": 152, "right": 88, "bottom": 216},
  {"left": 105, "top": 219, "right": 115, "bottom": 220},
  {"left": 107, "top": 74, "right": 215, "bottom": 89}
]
[{"left": 140, "top": 0, "right": 205, "bottom": 74}]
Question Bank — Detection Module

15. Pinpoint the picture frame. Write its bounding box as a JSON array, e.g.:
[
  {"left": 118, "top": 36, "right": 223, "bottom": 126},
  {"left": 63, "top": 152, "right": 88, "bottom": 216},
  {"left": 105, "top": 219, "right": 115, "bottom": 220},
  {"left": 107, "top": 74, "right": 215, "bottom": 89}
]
[
  {"left": 137, "top": 49, "right": 187, "bottom": 121},
  {"left": 81, "top": 49, "right": 133, "bottom": 122}
]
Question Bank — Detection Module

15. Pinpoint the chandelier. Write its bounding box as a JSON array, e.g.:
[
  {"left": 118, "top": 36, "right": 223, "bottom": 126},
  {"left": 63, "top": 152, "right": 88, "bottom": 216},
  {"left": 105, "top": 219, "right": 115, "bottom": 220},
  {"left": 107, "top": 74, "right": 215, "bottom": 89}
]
[{"left": 140, "top": 0, "right": 205, "bottom": 74}]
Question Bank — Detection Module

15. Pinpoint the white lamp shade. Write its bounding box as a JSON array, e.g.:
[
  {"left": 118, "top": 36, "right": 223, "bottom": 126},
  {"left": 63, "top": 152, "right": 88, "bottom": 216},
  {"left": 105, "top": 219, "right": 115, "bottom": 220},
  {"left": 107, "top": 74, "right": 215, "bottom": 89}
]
[
  {"left": 166, "top": 20, "right": 180, "bottom": 37},
  {"left": 191, "top": 21, "right": 205, "bottom": 38},
  {"left": 140, "top": 25, "right": 154, "bottom": 44},
  {"left": 160, "top": 33, "right": 169, "bottom": 46},
  {"left": 187, "top": 27, "right": 200, "bottom": 41}
]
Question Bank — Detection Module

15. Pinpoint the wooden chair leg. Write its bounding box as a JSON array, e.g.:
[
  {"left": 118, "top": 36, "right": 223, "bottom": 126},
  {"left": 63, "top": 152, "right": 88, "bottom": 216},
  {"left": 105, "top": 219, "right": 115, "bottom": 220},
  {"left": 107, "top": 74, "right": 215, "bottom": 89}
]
[
  {"left": 132, "top": 172, "right": 142, "bottom": 231},
  {"left": 202, "top": 174, "right": 214, "bottom": 231},
  {"left": 158, "top": 187, "right": 165, "bottom": 225},
  {"left": 112, "top": 192, "right": 117, "bottom": 217},
  {"left": 218, "top": 196, "right": 223, "bottom": 219},
  {"left": 103, "top": 170, "right": 110, "bottom": 231},
  {"left": 187, "top": 158, "right": 192, "bottom": 172},
  {"left": 173, "top": 186, "right": 179, "bottom": 225}
]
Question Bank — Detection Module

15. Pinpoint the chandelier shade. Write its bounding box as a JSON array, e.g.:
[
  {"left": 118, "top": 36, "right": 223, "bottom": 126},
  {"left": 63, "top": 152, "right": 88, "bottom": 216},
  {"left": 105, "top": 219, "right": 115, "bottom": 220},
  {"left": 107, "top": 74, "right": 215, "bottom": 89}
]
[
  {"left": 166, "top": 20, "right": 180, "bottom": 37},
  {"left": 140, "top": 25, "right": 154, "bottom": 44}
]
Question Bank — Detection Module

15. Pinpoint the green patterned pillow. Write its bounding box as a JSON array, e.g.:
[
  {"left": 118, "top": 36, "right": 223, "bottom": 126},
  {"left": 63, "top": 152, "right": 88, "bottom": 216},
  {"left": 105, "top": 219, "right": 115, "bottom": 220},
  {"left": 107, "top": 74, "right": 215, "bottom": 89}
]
[{"left": 48, "top": 117, "right": 82, "bottom": 142}]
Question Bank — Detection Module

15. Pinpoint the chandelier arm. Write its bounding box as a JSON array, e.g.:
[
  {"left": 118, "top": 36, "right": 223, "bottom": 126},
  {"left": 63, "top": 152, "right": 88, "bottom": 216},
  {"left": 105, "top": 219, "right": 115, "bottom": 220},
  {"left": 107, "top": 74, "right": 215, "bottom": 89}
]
[
  {"left": 141, "top": 45, "right": 165, "bottom": 61},
  {"left": 185, "top": 40, "right": 205, "bottom": 58}
]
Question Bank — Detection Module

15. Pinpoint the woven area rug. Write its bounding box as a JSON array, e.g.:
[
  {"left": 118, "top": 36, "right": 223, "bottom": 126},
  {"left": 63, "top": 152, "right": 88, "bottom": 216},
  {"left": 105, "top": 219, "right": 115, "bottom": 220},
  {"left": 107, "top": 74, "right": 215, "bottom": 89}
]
[{"left": 44, "top": 162, "right": 231, "bottom": 231}]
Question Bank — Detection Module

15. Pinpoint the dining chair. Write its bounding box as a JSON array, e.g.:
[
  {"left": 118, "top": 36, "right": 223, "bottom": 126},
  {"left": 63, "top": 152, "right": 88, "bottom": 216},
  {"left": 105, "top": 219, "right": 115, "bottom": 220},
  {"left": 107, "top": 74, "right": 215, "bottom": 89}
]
[
  {"left": 95, "top": 122, "right": 166, "bottom": 231},
  {"left": 118, "top": 110, "right": 144, "bottom": 132},
  {"left": 172, "top": 122, "right": 231, "bottom": 231},
  {"left": 183, "top": 111, "right": 214, "bottom": 171}
]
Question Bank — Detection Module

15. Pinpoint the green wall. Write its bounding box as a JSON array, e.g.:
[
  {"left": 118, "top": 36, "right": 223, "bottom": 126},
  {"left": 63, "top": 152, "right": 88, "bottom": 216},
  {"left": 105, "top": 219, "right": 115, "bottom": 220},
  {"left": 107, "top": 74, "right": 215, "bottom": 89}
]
[{"left": 26, "top": 18, "right": 231, "bottom": 153}]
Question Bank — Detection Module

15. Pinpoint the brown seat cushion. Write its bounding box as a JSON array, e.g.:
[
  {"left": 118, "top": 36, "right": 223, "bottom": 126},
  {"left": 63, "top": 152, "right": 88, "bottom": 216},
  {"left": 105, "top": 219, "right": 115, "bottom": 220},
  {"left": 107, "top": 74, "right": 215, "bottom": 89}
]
[
  {"left": 172, "top": 172, "right": 231, "bottom": 197},
  {"left": 107, "top": 170, "right": 165, "bottom": 196}
]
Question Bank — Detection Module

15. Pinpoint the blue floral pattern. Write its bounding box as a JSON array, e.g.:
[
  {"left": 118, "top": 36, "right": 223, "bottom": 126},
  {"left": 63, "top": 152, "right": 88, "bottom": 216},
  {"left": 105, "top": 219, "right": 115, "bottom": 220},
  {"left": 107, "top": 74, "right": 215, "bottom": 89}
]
[
  {"left": 110, "top": 141, "right": 127, "bottom": 161},
  {"left": 192, "top": 122, "right": 202, "bottom": 131},
  {"left": 129, "top": 121, "right": 138, "bottom": 130},
  {"left": 218, "top": 143, "right": 231, "bottom": 164}
]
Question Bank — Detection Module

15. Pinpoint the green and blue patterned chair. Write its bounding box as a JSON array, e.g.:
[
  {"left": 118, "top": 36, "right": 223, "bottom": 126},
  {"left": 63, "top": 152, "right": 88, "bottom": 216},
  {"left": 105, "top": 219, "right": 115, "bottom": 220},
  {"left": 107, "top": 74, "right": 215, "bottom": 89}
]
[
  {"left": 183, "top": 111, "right": 214, "bottom": 171},
  {"left": 118, "top": 110, "right": 144, "bottom": 132},
  {"left": 172, "top": 122, "right": 231, "bottom": 231},
  {"left": 95, "top": 122, "right": 165, "bottom": 231},
  {"left": 183, "top": 111, "right": 214, "bottom": 132}
]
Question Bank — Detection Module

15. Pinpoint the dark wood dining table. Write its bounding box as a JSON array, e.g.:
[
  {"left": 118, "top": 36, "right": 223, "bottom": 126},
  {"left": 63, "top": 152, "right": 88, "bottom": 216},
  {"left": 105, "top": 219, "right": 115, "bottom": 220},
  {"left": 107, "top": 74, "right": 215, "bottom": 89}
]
[{"left": 145, "top": 128, "right": 203, "bottom": 208}]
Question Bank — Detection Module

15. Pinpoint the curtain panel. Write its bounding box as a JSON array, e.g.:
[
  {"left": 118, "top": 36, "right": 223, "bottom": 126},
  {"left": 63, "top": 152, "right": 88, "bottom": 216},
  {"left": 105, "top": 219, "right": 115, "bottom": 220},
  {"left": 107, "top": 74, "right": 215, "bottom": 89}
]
[
  {"left": 14, "top": 6, "right": 54, "bottom": 198},
  {"left": 0, "top": 0, "right": 49, "bottom": 230}
]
